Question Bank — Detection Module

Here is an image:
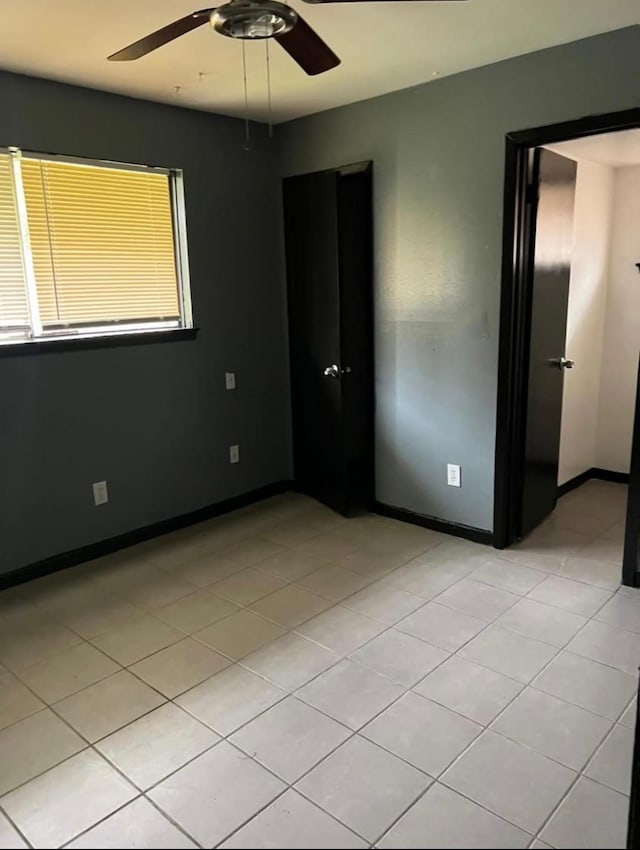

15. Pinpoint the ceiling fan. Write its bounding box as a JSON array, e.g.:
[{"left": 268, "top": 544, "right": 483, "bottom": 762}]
[{"left": 108, "top": 0, "right": 469, "bottom": 77}]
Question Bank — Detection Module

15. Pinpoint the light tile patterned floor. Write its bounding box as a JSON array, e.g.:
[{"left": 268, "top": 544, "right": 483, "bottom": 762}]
[{"left": 0, "top": 480, "right": 635, "bottom": 848}]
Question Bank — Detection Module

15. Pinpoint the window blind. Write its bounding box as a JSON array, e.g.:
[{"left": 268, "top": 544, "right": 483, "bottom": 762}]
[
  {"left": 0, "top": 152, "right": 30, "bottom": 330},
  {"left": 21, "top": 157, "right": 181, "bottom": 327}
]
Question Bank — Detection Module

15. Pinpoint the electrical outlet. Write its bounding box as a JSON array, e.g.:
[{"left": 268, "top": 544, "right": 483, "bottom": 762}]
[
  {"left": 229, "top": 445, "right": 240, "bottom": 464},
  {"left": 92, "top": 480, "right": 109, "bottom": 505},
  {"left": 225, "top": 372, "right": 236, "bottom": 390},
  {"left": 447, "top": 464, "right": 461, "bottom": 488}
]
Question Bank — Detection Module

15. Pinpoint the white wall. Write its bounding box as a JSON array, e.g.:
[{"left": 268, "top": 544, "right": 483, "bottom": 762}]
[
  {"left": 558, "top": 161, "right": 613, "bottom": 485},
  {"left": 596, "top": 165, "right": 640, "bottom": 473}
]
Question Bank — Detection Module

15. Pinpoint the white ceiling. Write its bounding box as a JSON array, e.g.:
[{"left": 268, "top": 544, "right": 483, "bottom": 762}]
[
  {"left": 547, "top": 129, "right": 640, "bottom": 168},
  {"left": 1, "top": 0, "right": 639, "bottom": 123}
]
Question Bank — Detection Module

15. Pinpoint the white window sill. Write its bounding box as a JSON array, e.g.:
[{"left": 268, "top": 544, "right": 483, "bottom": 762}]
[{"left": 0, "top": 327, "right": 199, "bottom": 357}]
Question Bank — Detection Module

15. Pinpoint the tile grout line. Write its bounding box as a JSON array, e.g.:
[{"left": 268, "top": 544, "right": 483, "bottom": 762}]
[
  {"left": 580, "top": 719, "right": 634, "bottom": 796},
  {"left": 0, "top": 805, "right": 33, "bottom": 849},
  {"left": 63, "top": 793, "right": 204, "bottom": 850}
]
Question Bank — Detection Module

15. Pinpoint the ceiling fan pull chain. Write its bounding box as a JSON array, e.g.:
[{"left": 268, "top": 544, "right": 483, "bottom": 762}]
[
  {"left": 266, "top": 40, "right": 274, "bottom": 138},
  {"left": 241, "top": 40, "right": 251, "bottom": 151}
]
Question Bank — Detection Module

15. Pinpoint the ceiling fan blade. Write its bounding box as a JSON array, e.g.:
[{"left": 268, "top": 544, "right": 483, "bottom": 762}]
[
  {"left": 276, "top": 16, "right": 340, "bottom": 76},
  {"left": 108, "top": 9, "right": 215, "bottom": 61}
]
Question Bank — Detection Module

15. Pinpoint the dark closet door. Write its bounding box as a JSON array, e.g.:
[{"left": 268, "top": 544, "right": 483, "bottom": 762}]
[
  {"left": 520, "top": 148, "right": 577, "bottom": 538},
  {"left": 283, "top": 165, "right": 373, "bottom": 516}
]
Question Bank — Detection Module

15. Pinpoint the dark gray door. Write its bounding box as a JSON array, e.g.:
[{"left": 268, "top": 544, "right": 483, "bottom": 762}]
[
  {"left": 520, "top": 148, "right": 577, "bottom": 538},
  {"left": 283, "top": 166, "right": 373, "bottom": 516}
]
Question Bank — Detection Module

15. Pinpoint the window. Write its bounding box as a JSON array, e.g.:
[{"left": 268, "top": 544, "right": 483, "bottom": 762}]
[{"left": 0, "top": 148, "right": 192, "bottom": 345}]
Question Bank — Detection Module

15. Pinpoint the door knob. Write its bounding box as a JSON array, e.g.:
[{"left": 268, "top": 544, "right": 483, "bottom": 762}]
[
  {"left": 323, "top": 364, "right": 352, "bottom": 378},
  {"left": 550, "top": 357, "right": 575, "bottom": 370}
]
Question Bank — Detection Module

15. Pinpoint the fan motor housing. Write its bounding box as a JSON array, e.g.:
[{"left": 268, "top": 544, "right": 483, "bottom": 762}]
[{"left": 211, "top": 0, "right": 298, "bottom": 39}]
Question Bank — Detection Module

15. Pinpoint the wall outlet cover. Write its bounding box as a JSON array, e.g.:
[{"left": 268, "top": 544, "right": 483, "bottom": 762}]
[
  {"left": 229, "top": 445, "right": 240, "bottom": 464},
  {"left": 93, "top": 480, "right": 109, "bottom": 505},
  {"left": 225, "top": 372, "right": 236, "bottom": 390},
  {"left": 447, "top": 464, "right": 461, "bottom": 488}
]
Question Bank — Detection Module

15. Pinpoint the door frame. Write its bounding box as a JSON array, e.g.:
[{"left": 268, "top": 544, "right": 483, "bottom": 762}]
[{"left": 493, "top": 108, "right": 640, "bottom": 552}]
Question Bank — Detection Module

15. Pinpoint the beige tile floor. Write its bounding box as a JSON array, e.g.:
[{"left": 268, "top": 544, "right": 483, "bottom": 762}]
[{"left": 0, "top": 480, "right": 635, "bottom": 848}]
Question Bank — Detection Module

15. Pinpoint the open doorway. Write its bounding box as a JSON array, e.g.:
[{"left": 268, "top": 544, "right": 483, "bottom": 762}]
[
  {"left": 550, "top": 131, "right": 639, "bottom": 587},
  {"left": 494, "top": 110, "right": 640, "bottom": 590}
]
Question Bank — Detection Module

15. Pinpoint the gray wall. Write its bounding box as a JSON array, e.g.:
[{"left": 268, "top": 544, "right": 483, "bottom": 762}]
[
  {"left": 0, "top": 71, "right": 291, "bottom": 575},
  {"left": 279, "top": 26, "right": 640, "bottom": 532}
]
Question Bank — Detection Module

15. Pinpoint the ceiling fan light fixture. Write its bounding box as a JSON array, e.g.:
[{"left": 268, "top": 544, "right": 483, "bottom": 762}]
[{"left": 211, "top": 1, "right": 298, "bottom": 39}]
